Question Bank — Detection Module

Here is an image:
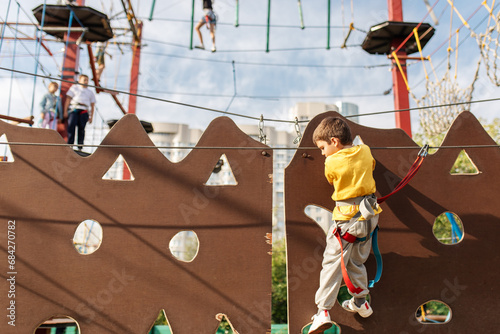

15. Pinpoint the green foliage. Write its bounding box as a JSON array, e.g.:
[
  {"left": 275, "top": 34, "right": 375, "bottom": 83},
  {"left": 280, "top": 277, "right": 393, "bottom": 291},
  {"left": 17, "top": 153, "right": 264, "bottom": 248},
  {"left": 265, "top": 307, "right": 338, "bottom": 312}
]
[
  {"left": 216, "top": 317, "right": 233, "bottom": 334},
  {"left": 272, "top": 239, "right": 288, "bottom": 324},
  {"left": 422, "top": 300, "right": 450, "bottom": 316},
  {"left": 432, "top": 213, "right": 463, "bottom": 244},
  {"left": 154, "top": 310, "right": 169, "bottom": 326},
  {"left": 184, "top": 232, "right": 199, "bottom": 261},
  {"left": 481, "top": 118, "right": 500, "bottom": 144}
]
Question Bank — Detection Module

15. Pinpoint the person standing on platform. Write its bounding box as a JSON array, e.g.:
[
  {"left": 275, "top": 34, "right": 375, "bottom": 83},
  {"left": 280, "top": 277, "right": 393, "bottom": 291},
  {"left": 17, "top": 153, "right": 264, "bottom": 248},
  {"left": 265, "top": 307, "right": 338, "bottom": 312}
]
[
  {"left": 39, "top": 81, "right": 60, "bottom": 130},
  {"left": 63, "top": 74, "right": 95, "bottom": 150}
]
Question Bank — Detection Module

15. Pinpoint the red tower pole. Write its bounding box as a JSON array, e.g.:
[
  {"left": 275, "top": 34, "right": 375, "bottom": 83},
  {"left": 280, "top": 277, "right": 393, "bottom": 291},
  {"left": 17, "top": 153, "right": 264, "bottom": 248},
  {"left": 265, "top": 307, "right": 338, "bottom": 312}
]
[
  {"left": 122, "top": 20, "right": 143, "bottom": 180},
  {"left": 388, "top": 0, "right": 412, "bottom": 137},
  {"left": 128, "top": 21, "right": 142, "bottom": 115},
  {"left": 58, "top": 0, "right": 85, "bottom": 140}
]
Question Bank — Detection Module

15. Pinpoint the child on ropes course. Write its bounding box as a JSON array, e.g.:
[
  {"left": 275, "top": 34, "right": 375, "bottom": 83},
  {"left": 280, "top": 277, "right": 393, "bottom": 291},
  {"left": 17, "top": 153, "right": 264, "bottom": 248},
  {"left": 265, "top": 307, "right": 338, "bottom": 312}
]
[
  {"left": 308, "top": 117, "right": 382, "bottom": 334},
  {"left": 195, "top": 0, "right": 217, "bottom": 52}
]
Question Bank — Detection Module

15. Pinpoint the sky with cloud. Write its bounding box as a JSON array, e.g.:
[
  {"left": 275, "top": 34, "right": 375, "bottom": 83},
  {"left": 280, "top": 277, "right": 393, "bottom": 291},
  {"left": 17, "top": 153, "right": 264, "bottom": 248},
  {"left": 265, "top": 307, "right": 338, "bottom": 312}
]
[{"left": 1, "top": 0, "right": 499, "bottom": 136}]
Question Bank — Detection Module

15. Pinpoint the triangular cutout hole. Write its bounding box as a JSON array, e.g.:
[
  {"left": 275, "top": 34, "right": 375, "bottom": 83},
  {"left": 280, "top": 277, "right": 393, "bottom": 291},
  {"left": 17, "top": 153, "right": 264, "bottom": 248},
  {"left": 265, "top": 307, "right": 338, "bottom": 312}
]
[
  {"left": 449, "top": 150, "right": 480, "bottom": 175},
  {"left": 352, "top": 135, "right": 364, "bottom": 146},
  {"left": 215, "top": 313, "right": 239, "bottom": 334},
  {"left": 304, "top": 205, "right": 333, "bottom": 235},
  {"left": 0, "top": 134, "right": 14, "bottom": 162},
  {"left": 205, "top": 154, "right": 238, "bottom": 186},
  {"left": 148, "top": 309, "right": 170, "bottom": 332},
  {"left": 102, "top": 154, "right": 135, "bottom": 181}
]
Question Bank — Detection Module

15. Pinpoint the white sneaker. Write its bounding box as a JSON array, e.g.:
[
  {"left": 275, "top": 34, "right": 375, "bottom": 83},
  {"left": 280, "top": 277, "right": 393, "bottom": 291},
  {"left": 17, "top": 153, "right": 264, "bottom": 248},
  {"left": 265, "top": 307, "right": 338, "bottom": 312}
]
[
  {"left": 194, "top": 45, "right": 205, "bottom": 50},
  {"left": 342, "top": 298, "right": 373, "bottom": 318},
  {"left": 308, "top": 310, "right": 332, "bottom": 334},
  {"left": 211, "top": 45, "right": 216, "bottom": 52}
]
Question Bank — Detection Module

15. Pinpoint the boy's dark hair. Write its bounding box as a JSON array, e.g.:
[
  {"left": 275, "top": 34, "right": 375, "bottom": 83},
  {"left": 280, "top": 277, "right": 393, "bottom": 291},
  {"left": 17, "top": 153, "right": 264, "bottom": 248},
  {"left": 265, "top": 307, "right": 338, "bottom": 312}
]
[{"left": 312, "top": 117, "right": 352, "bottom": 145}]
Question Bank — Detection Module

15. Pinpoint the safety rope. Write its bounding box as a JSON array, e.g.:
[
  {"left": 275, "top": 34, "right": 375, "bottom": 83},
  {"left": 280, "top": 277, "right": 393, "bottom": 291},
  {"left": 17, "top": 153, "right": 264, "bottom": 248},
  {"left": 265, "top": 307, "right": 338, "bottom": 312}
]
[
  {"left": 377, "top": 144, "right": 429, "bottom": 204},
  {"left": 413, "top": 27, "right": 429, "bottom": 80},
  {"left": 392, "top": 0, "right": 440, "bottom": 55},
  {"left": 391, "top": 51, "right": 410, "bottom": 91},
  {"left": 3, "top": 65, "right": 500, "bottom": 126}
]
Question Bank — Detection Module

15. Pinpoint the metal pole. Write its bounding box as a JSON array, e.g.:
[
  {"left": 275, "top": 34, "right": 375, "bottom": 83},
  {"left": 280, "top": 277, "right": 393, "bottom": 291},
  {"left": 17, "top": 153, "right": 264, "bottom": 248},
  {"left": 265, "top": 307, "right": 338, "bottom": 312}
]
[
  {"left": 30, "top": 0, "right": 47, "bottom": 119},
  {"left": 7, "top": 3, "right": 19, "bottom": 118},
  {"left": 149, "top": 0, "right": 156, "bottom": 21},
  {"left": 235, "top": 0, "right": 239, "bottom": 27},
  {"left": 0, "top": 0, "right": 12, "bottom": 53},
  {"left": 298, "top": 0, "right": 304, "bottom": 29},
  {"left": 388, "top": 0, "right": 412, "bottom": 137},
  {"left": 128, "top": 21, "right": 142, "bottom": 115},
  {"left": 266, "top": 0, "right": 271, "bottom": 52},
  {"left": 190, "top": 0, "right": 195, "bottom": 49},
  {"left": 58, "top": 0, "right": 85, "bottom": 140},
  {"left": 327, "top": 0, "right": 331, "bottom": 50}
]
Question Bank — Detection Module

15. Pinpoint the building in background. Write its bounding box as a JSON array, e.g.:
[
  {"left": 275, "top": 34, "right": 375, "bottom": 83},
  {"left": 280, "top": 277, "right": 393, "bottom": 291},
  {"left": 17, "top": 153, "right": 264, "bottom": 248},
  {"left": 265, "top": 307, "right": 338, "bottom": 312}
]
[
  {"left": 335, "top": 101, "right": 359, "bottom": 123},
  {"left": 289, "top": 102, "right": 339, "bottom": 134}
]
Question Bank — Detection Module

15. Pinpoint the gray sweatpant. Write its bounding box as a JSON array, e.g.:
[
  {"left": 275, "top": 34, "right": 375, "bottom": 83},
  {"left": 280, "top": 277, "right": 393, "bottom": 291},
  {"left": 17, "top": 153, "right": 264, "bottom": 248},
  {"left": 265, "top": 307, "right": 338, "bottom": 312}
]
[{"left": 315, "top": 214, "right": 379, "bottom": 311}]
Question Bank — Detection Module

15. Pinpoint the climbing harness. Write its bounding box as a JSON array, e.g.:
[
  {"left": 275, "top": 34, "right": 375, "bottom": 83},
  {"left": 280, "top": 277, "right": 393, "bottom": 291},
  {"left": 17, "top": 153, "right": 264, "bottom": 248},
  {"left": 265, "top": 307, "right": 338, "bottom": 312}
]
[{"left": 336, "top": 145, "right": 429, "bottom": 294}]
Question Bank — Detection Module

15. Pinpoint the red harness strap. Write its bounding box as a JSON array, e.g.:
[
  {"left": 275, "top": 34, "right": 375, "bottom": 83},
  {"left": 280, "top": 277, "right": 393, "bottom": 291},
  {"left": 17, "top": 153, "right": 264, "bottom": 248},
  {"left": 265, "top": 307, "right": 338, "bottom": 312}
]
[
  {"left": 334, "top": 228, "right": 364, "bottom": 294},
  {"left": 377, "top": 145, "right": 429, "bottom": 204}
]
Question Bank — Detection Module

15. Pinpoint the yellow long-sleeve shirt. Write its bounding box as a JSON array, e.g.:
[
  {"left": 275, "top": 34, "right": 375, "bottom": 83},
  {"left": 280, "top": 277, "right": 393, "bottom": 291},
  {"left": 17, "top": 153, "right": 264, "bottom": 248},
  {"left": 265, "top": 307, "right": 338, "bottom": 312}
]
[{"left": 324, "top": 144, "right": 382, "bottom": 220}]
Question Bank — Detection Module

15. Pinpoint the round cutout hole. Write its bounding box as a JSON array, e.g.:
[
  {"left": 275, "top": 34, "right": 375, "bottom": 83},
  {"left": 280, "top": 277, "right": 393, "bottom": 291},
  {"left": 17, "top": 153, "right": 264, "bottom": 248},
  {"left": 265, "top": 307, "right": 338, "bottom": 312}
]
[
  {"left": 432, "top": 212, "right": 464, "bottom": 245},
  {"left": 169, "top": 231, "right": 199, "bottom": 262},
  {"left": 415, "top": 300, "right": 452, "bottom": 324},
  {"left": 73, "top": 219, "right": 103, "bottom": 255}
]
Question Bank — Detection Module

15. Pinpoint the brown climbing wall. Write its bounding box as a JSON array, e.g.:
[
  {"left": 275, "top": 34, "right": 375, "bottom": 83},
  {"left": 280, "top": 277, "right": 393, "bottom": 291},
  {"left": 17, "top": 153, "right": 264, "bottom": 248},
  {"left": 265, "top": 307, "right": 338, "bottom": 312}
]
[
  {"left": 286, "top": 111, "right": 500, "bottom": 333},
  {"left": 0, "top": 115, "right": 272, "bottom": 334}
]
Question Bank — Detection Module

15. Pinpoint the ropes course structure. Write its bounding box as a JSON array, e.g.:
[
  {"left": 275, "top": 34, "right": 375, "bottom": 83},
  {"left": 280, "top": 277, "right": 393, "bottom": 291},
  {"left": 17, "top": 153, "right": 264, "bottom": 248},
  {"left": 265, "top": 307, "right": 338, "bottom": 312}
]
[
  {"left": 408, "top": 1, "right": 489, "bottom": 137},
  {"left": 0, "top": 0, "right": 498, "bottom": 142},
  {"left": 412, "top": 57, "right": 480, "bottom": 137},
  {"left": 476, "top": 2, "right": 500, "bottom": 86}
]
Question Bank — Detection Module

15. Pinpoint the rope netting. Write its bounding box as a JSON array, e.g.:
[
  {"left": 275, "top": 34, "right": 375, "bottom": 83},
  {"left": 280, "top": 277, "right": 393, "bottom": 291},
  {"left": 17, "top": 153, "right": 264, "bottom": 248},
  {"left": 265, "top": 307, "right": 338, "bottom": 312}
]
[
  {"left": 412, "top": 58, "right": 480, "bottom": 137},
  {"left": 476, "top": 4, "right": 500, "bottom": 86},
  {"left": 412, "top": 2, "right": 484, "bottom": 137}
]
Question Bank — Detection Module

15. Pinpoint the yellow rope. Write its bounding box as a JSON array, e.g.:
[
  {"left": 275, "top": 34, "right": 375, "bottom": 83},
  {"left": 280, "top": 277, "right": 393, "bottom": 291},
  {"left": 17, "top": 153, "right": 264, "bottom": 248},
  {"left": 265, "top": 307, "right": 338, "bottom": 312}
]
[
  {"left": 447, "top": 0, "right": 471, "bottom": 29},
  {"left": 341, "top": 22, "right": 355, "bottom": 48},
  {"left": 483, "top": 0, "right": 496, "bottom": 27},
  {"left": 421, "top": 305, "right": 427, "bottom": 322},
  {"left": 391, "top": 51, "right": 410, "bottom": 91},
  {"left": 427, "top": 56, "right": 440, "bottom": 86},
  {"left": 413, "top": 27, "right": 429, "bottom": 80}
]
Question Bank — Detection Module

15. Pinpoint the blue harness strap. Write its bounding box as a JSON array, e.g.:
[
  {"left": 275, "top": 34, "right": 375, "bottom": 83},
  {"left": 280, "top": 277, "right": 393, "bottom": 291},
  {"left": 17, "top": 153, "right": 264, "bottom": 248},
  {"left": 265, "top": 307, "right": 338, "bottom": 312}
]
[
  {"left": 356, "top": 226, "right": 382, "bottom": 288},
  {"left": 368, "top": 226, "right": 382, "bottom": 288}
]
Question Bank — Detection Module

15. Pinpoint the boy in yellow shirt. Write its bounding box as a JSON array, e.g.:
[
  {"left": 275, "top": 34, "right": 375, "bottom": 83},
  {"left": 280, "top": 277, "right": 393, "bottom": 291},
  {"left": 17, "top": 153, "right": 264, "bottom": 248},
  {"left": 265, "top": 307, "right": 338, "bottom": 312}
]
[{"left": 308, "top": 117, "right": 382, "bottom": 334}]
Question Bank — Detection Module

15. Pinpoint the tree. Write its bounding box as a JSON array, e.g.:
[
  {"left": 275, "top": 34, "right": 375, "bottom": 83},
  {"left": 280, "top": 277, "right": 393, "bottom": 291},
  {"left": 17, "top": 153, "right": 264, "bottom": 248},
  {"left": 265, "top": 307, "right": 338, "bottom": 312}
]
[{"left": 272, "top": 238, "right": 287, "bottom": 324}]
